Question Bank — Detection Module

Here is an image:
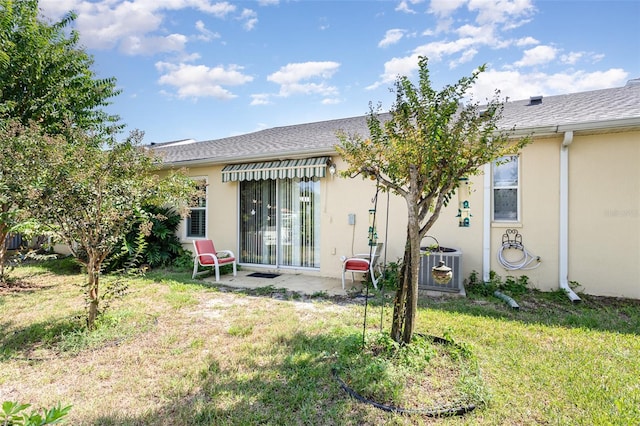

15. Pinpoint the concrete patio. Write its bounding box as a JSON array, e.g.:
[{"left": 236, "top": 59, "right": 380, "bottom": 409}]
[
  {"left": 202, "top": 269, "right": 466, "bottom": 298},
  {"left": 203, "top": 269, "right": 365, "bottom": 296}
]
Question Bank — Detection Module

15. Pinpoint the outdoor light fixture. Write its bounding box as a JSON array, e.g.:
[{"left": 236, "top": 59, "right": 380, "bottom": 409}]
[{"left": 328, "top": 162, "right": 336, "bottom": 177}]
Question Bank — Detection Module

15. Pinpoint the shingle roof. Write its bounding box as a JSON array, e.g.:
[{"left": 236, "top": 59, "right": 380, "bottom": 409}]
[
  {"left": 499, "top": 81, "right": 640, "bottom": 132},
  {"left": 154, "top": 81, "right": 640, "bottom": 166}
]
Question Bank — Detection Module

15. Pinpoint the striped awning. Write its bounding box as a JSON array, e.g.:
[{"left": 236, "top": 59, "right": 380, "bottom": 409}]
[{"left": 221, "top": 157, "right": 329, "bottom": 182}]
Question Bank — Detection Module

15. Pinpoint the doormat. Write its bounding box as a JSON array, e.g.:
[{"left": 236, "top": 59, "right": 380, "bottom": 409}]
[{"left": 247, "top": 272, "right": 281, "bottom": 279}]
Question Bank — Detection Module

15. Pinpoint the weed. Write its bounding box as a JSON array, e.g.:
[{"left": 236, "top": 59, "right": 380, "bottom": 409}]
[
  {"left": 377, "top": 261, "right": 400, "bottom": 291},
  {"left": 228, "top": 324, "right": 253, "bottom": 337},
  {"left": 465, "top": 270, "right": 529, "bottom": 297},
  {"left": 1, "top": 401, "right": 72, "bottom": 425}
]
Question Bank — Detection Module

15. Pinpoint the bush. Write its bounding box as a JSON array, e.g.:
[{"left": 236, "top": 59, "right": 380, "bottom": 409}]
[
  {"left": 106, "top": 205, "right": 185, "bottom": 272},
  {"left": 465, "top": 270, "right": 529, "bottom": 297}
]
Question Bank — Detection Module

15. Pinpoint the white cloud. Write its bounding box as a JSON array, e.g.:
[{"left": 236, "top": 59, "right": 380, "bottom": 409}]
[
  {"left": 38, "top": 0, "right": 246, "bottom": 55},
  {"left": 449, "top": 48, "right": 478, "bottom": 68},
  {"left": 258, "top": 0, "right": 279, "bottom": 5},
  {"left": 321, "top": 98, "right": 342, "bottom": 105},
  {"left": 250, "top": 94, "right": 272, "bottom": 106},
  {"left": 370, "top": 0, "right": 538, "bottom": 88},
  {"left": 239, "top": 8, "right": 258, "bottom": 31},
  {"left": 469, "top": 68, "right": 629, "bottom": 101},
  {"left": 366, "top": 54, "right": 421, "bottom": 90},
  {"left": 468, "top": 0, "right": 535, "bottom": 27},
  {"left": 156, "top": 62, "right": 254, "bottom": 99},
  {"left": 267, "top": 62, "right": 340, "bottom": 97},
  {"left": 513, "top": 45, "right": 558, "bottom": 67},
  {"left": 395, "top": 0, "right": 423, "bottom": 14},
  {"left": 195, "top": 20, "right": 221, "bottom": 42},
  {"left": 559, "top": 51, "right": 605, "bottom": 66},
  {"left": 269, "top": 62, "right": 340, "bottom": 84},
  {"left": 560, "top": 51, "right": 583, "bottom": 65},
  {"left": 414, "top": 37, "right": 477, "bottom": 61},
  {"left": 180, "top": 52, "right": 203, "bottom": 62},
  {"left": 121, "top": 34, "right": 188, "bottom": 56},
  {"left": 515, "top": 36, "right": 539, "bottom": 47},
  {"left": 429, "top": 0, "right": 467, "bottom": 16},
  {"left": 379, "top": 29, "right": 406, "bottom": 48}
]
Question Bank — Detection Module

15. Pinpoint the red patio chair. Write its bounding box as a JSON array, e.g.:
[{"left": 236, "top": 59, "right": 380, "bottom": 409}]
[
  {"left": 341, "top": 242, "right": 384, "bottom": 289},
  {"left": 192, "top": 239, "right": 237, "bottom": 282}
]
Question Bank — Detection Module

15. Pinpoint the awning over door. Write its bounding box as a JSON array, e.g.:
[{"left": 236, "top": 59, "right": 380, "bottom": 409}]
[{"left": 221, "top": 156, "right": 329, "bottom": 182}]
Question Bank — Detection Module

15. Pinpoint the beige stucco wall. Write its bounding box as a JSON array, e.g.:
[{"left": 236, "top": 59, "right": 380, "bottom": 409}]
[
  {"left": 174, "top": 164, "right": 238, "bottom": 256},
  {"left": 173, "top": 128, "right": 639, "bottom": 298},
  {"left": 567, "top": 131, "right": 640, "bottom": 298},
  {"left": 486, "top": 137, "right": 562, "bottom": 291}
]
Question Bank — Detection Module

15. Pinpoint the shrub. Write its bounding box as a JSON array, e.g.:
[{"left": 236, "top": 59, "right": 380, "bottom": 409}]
[
  {"left": 106, "top": 205, "right": 185, "bottom": 272},
  {"left": 465, "top": 270, "right": 529, "bottom": 297}
]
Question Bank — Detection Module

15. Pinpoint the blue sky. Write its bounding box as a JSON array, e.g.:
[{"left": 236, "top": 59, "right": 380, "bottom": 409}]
[{"left": 39, "top": 0, "right": 640, "bottom": 144}]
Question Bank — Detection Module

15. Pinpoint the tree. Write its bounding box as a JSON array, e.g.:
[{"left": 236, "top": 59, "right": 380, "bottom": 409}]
[
  {"left": 0, "top": 0, "right": 123, "bottom": 280},
  {"left": 0, "top": 120, "right": 51, "bottom": 281},
  {"left": 336, "top": 57, "right": 530, "bottom": 344},
  {"left": 29, "top": 129, "right": 198, "bottom": 329},
  {"left": 0, "top": 0, "right": 121, "bottom": 136}
]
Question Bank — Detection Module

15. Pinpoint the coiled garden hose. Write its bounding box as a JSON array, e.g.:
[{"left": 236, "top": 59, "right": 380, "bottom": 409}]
[{"left": 497, "top": 243, "right": 540, "bottom": 271}]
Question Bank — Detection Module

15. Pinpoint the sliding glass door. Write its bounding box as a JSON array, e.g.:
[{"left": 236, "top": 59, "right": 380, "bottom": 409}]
[{"left": 239, "top": 178, "right": 320, "bottom": 268}]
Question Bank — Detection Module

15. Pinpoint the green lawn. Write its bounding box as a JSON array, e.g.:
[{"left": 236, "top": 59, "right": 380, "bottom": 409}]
[{"left": 1, "top": 258, "right": 639, "bottom": 425}]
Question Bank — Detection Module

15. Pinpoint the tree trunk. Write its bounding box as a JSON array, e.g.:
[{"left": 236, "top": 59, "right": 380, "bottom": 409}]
[
  {"left": 391, "top": 243, "right": 410, "bottom": 342},
  {"left": 389, "top": 166, "right": 426, "bottom": 344},
  {"left": 0, "top": 225, "right": 8, "bottom": 282},
  {"left": 403, "top": 222, "right": 421, "bottom": 344},
  {"left": 86, "top": 257, "right": 100, "bottom": 329}
]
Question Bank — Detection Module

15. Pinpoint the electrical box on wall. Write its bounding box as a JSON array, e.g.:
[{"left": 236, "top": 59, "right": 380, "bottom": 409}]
[{"left": 348, "top": 213, "right": 356, "bottom": 225}]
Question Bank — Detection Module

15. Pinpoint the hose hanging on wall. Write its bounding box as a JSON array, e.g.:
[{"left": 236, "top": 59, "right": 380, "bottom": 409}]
[{"left": 497, "top": 229, "right": 541, "bottom": 271}]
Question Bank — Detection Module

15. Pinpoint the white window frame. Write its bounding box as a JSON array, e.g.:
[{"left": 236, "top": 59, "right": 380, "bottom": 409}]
[
  {"left": 492, "top": 155, "right": 520, "bottom": 222},
  {"left": 186, "top": 177, "right": 208, "bottom": 239}
]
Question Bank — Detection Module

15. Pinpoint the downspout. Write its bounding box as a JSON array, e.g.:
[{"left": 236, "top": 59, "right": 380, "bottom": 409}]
[
  {"left": 559, "top": 131, "right": 581, "bottom": 302},
  {"left": 482, "top": 163, "right": 491, "bottom": 282}
]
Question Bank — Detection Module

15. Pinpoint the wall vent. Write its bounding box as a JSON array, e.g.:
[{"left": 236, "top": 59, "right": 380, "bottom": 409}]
[{"left": 529, "top": 95, "right": 543, "bottom": 105}]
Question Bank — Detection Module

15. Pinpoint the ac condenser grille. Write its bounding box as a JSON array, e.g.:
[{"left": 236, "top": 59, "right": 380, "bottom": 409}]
[{"left": 418, "top": 248, "right": 463, "bottom": 292}]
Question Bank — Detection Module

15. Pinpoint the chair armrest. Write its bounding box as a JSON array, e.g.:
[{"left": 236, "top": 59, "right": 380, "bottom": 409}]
[
  {"left": 353, "top": 253, "right": 372, "bottom": 259},
  {"left": 197, "top": 253, "right": 218, "bottom": 261},
  {"left": 216, "top": 249, "right": 236, "bottom": 259}
]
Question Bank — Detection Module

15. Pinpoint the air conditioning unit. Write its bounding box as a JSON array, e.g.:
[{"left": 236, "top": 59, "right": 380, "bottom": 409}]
[
  {"left": 5, "top": 234, "right": 22, "bottom": 251},
  {"left": 418, "top": 247, "right": 463, "bottom": 293}
]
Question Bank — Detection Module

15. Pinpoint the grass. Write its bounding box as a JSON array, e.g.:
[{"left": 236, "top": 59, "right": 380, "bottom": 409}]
[{"left": 0, "top": 258, "right": 639, "bottom": 425}]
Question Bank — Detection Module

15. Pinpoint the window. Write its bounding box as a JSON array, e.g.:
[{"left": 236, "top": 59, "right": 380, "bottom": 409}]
[
  {"left": 239, "top": 178, "right": 320, "bottom": 268},
  {"left": 186, "top": 179, "right": 207, "bottom": 238},
  {"left": 493, "top": 155, "right": 519, "bottom": 221}
]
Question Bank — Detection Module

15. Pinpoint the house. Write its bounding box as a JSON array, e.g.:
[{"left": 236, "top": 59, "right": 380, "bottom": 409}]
[{"left": 154, "top": 80, "right": 640, "bottom": 299}]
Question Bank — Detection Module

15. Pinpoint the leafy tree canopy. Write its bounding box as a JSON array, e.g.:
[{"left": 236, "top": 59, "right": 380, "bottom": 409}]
[
  {"left": 29, "top": 129, "right": 198, "bottom": 328},
  {"left": 336, "top": 57, "right": 530, "bottom": 343},
  {"left": 0, "top": 119, "right": 51, "bottom": 280},
  {"left": 0, "top": 0, "right": 122, "bottom": 137}
]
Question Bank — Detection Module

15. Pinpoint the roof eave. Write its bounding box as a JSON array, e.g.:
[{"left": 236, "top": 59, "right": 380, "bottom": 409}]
[
  {"left": 158, "top": 147, "right": 338, "bottom": 169},
  {"left": 503, "top": 117, "right": 640, "bottom": 138}
]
